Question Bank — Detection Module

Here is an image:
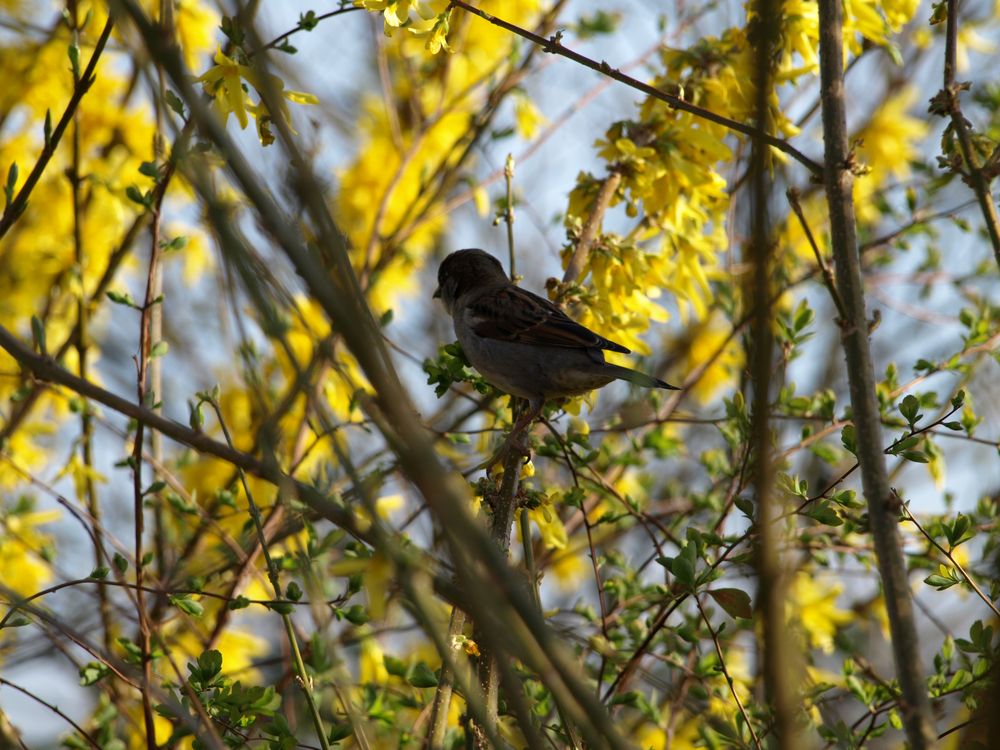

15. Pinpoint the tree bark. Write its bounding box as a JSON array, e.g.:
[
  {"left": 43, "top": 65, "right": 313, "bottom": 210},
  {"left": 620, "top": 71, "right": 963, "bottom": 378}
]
[{"left": 817, "top": 2, "right": 935, "bottom": 746}]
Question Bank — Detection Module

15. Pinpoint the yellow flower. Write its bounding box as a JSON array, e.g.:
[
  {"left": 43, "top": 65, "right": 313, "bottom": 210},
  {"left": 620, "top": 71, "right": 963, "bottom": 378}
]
[
  {"left": 0, "top": 505, "right": 59, "bottom": 596},
  {"left": 194, "top": 46, "right": 319, "bottom": 140},
  {"left": 791, "top": 572, "right": 853, "bottom": 653},
  {"left": 195, "top": 46, "right": 254, "bottom": 128}
]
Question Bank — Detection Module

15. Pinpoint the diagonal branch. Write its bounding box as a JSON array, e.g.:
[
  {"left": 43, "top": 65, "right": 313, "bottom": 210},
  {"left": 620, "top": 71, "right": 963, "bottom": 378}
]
[
  {"left": 0, "top": 16, "right": 114, "bottom": 239},
  {"left": 447, "top": 0, "right": 822, "bottom": 174}
]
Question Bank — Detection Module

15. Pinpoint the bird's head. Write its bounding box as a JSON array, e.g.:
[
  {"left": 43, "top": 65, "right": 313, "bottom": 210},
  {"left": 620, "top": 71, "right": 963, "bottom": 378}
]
[{"left": 433, "top": 248, "right": 507, "bottom": 313}]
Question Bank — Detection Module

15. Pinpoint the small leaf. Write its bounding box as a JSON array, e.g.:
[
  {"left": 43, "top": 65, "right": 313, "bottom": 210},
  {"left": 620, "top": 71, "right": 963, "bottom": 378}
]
[
  {"left": 4, "top": 162, "right": 17, "bottom": 206},
  {"left": 924, "top": 573, "right": 957, "bottom": 590},
  {"left": 840, "top": 425, "right": 857, "bottom": 456},
  {"left": 89, "top": 566, "right": 110, "bottom": 579},
  {"left": 169, "top": 595, "right": 204, "bottom": 617},
  {"left": 707, "top": 588, "right": 752, "bottom": 619},
  {"left": 30, "top": 315, "right": 46, "bottom": 354},
  {"left": 106, "top": 290, "right": 138, "bottom": 308},
  {"left": 408, "top": 662, "right": 439, "bottom": 688},
  {"left": 899, "top": 394, "right": 921, "bottom": 426},
  {"left": 383, "top": 655, "right": 407, "bottom": 677},
  {"left": 149, "top": 341, "right": 169, "bottom": 359},
  {"left": 142, "top": 480, "right": 166, "bottom": 496},
  {"left": 125, "top": 185, "right": 147, "bottom": 207},
  {"left": 165, "top": 90, "right": 186, "bottom": 118},
  {"left": 67, "top": 43, "right": 80, "bottom": 78},
  {"left": 79, "top": 661, "right": 110, "bottom": 686}
]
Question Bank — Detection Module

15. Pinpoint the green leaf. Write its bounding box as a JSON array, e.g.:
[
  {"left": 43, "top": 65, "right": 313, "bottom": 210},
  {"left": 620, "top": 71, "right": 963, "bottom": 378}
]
[
  {"left": 806, "top": 501, "right": 843, "bottom": 527},
  {"left": 383, "top": 654, "right": 407, "bottom": 677},
  {"left": 89, "top": 566, "right": 110, "bottom": 579},
  {"left": 79, "top": 661, "right": 111, "bottom": 686},
  {"left": 165, "top": 90, "right": 186, "bottom": 118},
  {"left": 343, "top": 604, "right": 369, "bottom": 625},
  {"left": 67, "top": 43, "right": 80, "bottom": 78},
  {"left": 899, "top": 394, "right": 921, "bottom": 426},
  {"left": 170, "top": 595, "right": 204, "bottom": 617},
  {"left": 43, "top": 110, "right": 52, "bottom": 147},
  {"left": 734, "top": 496, "right": 754, "bottom": 518},
  {"left": 113, "top": 552, "right": 128, "bottom": 574},
  {"left": 408, "top": 662, "right": 439, "bottom": 688},
  {"left": 125, "top": 185, "right": 149, "bottom": 208},
  {"left": 902, "top": 450, "right": 929, "bottom": 463},
  {"left": 670, "top": 550, "right": 696, "bottom": 587},
  {"left": 30, "top": 315, "right": 46, "bottom": 354},
  {"left": 267, "top": 601, "right": 294, "bottom": 615},
  {"left": 840, "top": 425, "right": 857, "bottom": 456},
  {"left": 924, "top": 573, "right": 957, "bottom": 590},
  {"left": 4, "top": 162, "right": 17, "bottom": 207},
  {"left": 227, "top": 595, "right": 250, "bottom": 610},
  {"left": 149, "top": 341, "right": 169, "bottom": 359},
  {"left": 948, "top": 514, "right": 970, "bottom": 546},
  {"left": 195, "top": 649, "right": 223, "bottom": 680},
  {"left": 707, "top": 588, "right": 752, "bottom": 619},
  {"left": 106, "top": 289, "right": 138, "bottom": 308}
]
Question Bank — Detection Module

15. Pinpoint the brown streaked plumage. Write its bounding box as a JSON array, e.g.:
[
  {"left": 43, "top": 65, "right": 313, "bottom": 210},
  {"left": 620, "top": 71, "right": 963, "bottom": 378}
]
[{"left": 434, "top": 249, "right": 679, "bottom": 448}]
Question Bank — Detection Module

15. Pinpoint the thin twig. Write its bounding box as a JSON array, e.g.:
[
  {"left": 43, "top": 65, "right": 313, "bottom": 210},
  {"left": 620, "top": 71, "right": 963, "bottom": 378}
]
[
  {"left": 787, "top": 186, "right": 847, "bottom": 320},
  {"left": 447, "top": 0, "right": 822, "bottom": 174},
  {"left": 901, "top": 505, "right": 1000, "bottom": 619},
  {"left": 942, "top": 0, "right": 1000, "bottom": 271},
  {"left": 694, "top": 597, "right": 762, "bottom": 750}
]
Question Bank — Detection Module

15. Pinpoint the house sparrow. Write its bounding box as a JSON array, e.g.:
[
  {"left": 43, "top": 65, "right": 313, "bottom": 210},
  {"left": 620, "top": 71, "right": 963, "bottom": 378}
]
[{"left": 434, "top": 248, "right": 679, "bottom": 444}]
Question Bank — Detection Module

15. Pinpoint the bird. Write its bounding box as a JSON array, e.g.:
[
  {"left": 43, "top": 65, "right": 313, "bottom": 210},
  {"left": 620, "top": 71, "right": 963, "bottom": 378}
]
[{"left": 434, "top": 248, "right": 679, "bottom": 451}]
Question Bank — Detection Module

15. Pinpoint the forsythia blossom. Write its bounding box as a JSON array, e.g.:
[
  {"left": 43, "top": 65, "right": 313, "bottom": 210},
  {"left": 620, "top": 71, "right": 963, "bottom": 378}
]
[{"left": 194, "top": 46, "right": 319, "bottom": 144}]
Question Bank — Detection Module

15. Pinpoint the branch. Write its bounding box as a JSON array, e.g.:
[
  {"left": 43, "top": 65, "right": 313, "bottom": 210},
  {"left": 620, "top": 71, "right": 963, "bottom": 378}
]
[
  {"left": 817, "top": 2, "right": 935, "bottom": 746},
  {"left": 0, "top": 16, "right": 114, "bottom": 239},
  {"left": 748, "top": 7, "right": 803, "bottom": 748},
  {"left": 942, "top": 0, "right": 1000, "bottom": 271},
  {"left": 563, "top": 170, "right": 621, "bottom": 284},
  {"left": 448, "top": 0, "right": 822, "bottom": 175}
]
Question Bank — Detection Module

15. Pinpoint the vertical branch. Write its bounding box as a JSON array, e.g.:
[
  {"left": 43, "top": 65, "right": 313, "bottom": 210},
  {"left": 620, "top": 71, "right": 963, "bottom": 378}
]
[
  {"left": 149, "top": 0, "right": 172, "bottom": 582},
  {"left": 131, "top": 160, "right": 163, "bottom": 750},
  {"left": 942, "top": 0, "right": 1000, "bottom": 270},
  {"left": 471, "top": 449, "right": 523, "bottom": 748},
  {"left": 504, "top": 153, "right": 516, "bottom": 280},
  {"left": 67, "top": 0, "right": 115, "bottom": 670},
  {"left": 472, "top": 154, "right": 525, "bottom": 746},
  {"left": 747, "top": 4, "right": 802, "bottom": 746},
  {"left": 427, "top": 607, "right": 467, "bottom": 749},
  {"left": 817, "top": 1, "right": 935, "bottom": 746}
]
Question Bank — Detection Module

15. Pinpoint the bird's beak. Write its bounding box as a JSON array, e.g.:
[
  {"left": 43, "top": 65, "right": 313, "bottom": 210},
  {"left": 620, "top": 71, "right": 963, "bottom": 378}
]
[{"left": 433, "top": 286, "right": 441, "bottom": 299}]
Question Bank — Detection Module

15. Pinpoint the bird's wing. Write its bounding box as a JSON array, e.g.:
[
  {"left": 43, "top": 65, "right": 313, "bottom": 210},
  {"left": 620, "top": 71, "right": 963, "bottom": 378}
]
[{"left": 467, "top": 285, "right": 630, "bottom": 353}]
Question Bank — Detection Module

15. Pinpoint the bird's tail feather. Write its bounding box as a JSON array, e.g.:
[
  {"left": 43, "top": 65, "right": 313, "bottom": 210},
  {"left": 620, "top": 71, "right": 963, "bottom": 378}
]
[{"left": 612, "top": 365, "right": 681, "bottom": 391}]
